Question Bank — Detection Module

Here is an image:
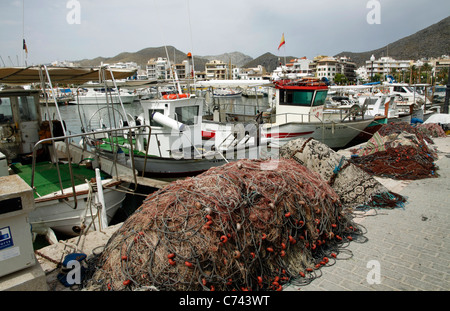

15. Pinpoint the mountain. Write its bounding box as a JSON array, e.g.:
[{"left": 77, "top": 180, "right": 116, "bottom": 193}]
[
  {"left": 243, "top": 52, "right": 298, "bottom": 72},
  {"left": 74, "top": 46, "right": 209, "bottom": 72},
  {"left": 202, "top": 52, "right": 253, "bottom": 68},
  {"left": 72, "top": 16, "right": 449, "bottom": 73},
  {"left": 335, "top": 16, "right": 450, "bottom": 67}
]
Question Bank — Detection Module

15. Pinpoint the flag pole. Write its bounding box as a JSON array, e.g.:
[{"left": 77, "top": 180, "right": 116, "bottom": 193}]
[{"left": 278, "top": 33, "right": 286, "bottom": 77}]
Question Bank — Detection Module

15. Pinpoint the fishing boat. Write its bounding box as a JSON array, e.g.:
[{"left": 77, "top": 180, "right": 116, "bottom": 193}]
[
  {"left": 70, "top": 87, "right": 138, "bottom": 105},
  {"left": 213, "top": 88, "right": 243, "bottom": 98},
  {"left": 202, "top": 78, "right": 375, "bottom": 151},
  {"left": 0, "top": 66, "right": 141, "bottom": 242},
  {"left": 86, "top": 91, "right": 227, "bottom": 177}
]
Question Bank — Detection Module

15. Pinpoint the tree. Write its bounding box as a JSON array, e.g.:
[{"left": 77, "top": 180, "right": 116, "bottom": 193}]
[
  {"left": 372, "top": 73, "right": 382, "bottom": 82},
  {"left": 407, "top": 65, "right": 418, "bottom": 84},
  {"left": 437, "top": 67, "right": 448, "bottom": 85},
  {"left": 421, "top": 63, "right": 433, "bottom": 84},
  {"left": 334, "top": 73, "right": 348, "bottom": 85}
]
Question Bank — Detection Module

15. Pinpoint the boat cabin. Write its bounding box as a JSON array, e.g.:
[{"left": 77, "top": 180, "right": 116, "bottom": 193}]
[
  {"left": 273, "top": 79, "right": 329, "bottom": 124},
  {"left": 386, "top": 83, "right": 426, "bottom": 103},
  {"left": 0, "top": 88, "right": 42, "bottom": 161},
  {"left": 139, "top": 94, "right": 204, "bottom": 158}
]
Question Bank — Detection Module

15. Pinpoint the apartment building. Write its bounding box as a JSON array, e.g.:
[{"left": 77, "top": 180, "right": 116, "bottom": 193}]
[{"left": 365, "top": 56, "right": 412, "bottom": 77}]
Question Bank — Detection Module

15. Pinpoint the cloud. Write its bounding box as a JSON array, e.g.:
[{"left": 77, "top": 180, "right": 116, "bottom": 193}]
[{"left": 0, "top": 0, "right": 449, "bottom": 65}]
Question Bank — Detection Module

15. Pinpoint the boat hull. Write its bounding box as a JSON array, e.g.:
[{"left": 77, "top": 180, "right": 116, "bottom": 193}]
[
  {"left": 71, "top": 94, "right": 137, "bottom": 105},
  {"left": 29, "top": 181, "right": 127, "bottom": 237},
  {"left": 346, "top": 116, "right": 387, "bottom": 147},
  {"left": 121, "top": 154, "right": 227, "bottom": 177},
  {"left": 264, "top": 119, "right": 374, "bottom": 149}
]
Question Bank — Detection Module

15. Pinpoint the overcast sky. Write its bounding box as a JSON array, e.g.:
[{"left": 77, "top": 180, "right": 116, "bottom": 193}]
[{"left": 0, "top": 0, "right": 448, "bottom": 66}]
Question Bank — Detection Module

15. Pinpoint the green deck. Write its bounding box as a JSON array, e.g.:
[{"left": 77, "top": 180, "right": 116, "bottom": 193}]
[
  {"left": 99, "top": 137, "right": 148, "bottom": 157},
  {"left": 11, "top": 162, "right": 108, "bottom": 198}
]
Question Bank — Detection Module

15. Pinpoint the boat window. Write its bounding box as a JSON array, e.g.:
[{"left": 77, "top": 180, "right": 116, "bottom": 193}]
[
  {"left": 312, "top": 91, "right": 328, "bottom": 106},
  {"left": 175, "top": 106, "right": 199, "bottom": 125},
  {"left": 18, "top": 96, "right": 38, "bottom": 122},
  {"left": 393, "top": 86, "right": 406, "bottom": 93},
  {"left": 0, "top": 97, "right": 13, "bottom": 124},
  {"left": 149, "top": 109, "right": 164, "bottom": 127},
  {"left": 280, "top": 90, "right": 314, "bottom": 106}
]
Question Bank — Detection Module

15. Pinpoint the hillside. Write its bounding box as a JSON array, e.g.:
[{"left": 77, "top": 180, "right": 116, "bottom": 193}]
[
  {"left": 74, "top": 46, "right": 209, "bottom": 72},
  {"left": 202, "top": 52, "right": 253, "bottom": 68},
  {"left": 243, "top": 52, "right": 298, "bottom": 72},
  {"left": 72, "top": 16, "right": 449, "bottom": 73},
  {"left": 335, "top": 16, "right": 450, "bottom": 66}
]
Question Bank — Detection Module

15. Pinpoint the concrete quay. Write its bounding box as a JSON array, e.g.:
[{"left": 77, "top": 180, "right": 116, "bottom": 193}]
[
  {"left": 286, "top": 136, "right": 450, "bottom": 291},
  {"left": 34, "top": 137, "right": 450, "bottom": 292}
]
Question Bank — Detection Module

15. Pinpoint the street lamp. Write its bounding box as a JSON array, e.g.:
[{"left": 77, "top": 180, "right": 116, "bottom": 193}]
[
  {"left": 370, "top": 54, "right": 375, "bottom": 82},
  {"left": 416, "top": 60, "right": 423, "bottom": 84}
]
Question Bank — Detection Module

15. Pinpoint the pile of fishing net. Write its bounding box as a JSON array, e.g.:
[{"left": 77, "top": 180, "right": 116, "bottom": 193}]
[
  {"left": 84, "top": 158, "right": 362, "bottom": 291},
  {"left": 348, "top": 122, "right": 440, "bottom": 180},
  {"left": 280, "top": 137, "right": 407, "bottom": 210},
  {"left": 416, "top": 123, "right": 447, "bottom": 138}
]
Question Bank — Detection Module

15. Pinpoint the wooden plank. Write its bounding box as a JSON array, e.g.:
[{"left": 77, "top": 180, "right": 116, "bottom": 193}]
[{"left": 117, "top": 175, "right": 170, "bottom": 189}]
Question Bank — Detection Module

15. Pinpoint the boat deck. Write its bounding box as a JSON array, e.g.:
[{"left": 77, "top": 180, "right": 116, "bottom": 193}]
[{"left": 11, "top": 162, "right": 108, "bottom": 198}]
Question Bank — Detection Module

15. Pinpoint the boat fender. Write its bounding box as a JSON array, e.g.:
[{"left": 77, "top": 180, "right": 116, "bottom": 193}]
[
  {"left": 152, "top": 112, "right": 186, "bottom": 132},
  {"left": 57, "top": 253, "right": 87, "bottom": 287},
  {"left": 162, "top": 93, "right": 190, "bottom": 100},
  {"left": 411, "top": 117, "right": 423, "bottom": 125}
]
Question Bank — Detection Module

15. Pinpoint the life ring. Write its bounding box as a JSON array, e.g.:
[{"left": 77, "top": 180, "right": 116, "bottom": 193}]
[{"left": 162, "top": 93, "right": 190, "bottom": 100}]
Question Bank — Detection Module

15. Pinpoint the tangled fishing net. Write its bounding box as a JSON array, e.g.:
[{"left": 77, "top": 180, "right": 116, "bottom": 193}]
[
  {"left": 279, "top": 137, "right": 407, "bottom": 210},
  {"left": 348, "top": 122, "right": 441, "bottom": 180},
  {"left": 84, "top": 158, "right": 363, "bottom": 291},
  {"left": 416, "top": 123, "right": 447, "bottom": 138}
]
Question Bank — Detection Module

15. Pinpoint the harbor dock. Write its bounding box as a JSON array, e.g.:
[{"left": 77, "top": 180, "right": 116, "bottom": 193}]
[
  {"left": 31, "top": 136, "right": 450, "bottom": 291},
  {"left": 287, "top": 136, "right": 450, "bottom": 291}
]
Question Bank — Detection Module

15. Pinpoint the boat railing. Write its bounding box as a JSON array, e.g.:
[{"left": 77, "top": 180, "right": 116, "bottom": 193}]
[
  {"left": 30, "top": 124, "right": 152, "bottom": 210},
  {"left": 270, "top": 108, "right": 370, "bottom": 125},
  {"left": 271, "top": 112, "right": 321, "bottom": 124}
]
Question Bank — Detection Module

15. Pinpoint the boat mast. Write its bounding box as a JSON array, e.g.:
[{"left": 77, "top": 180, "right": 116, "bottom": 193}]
[{"left": 22, "top": 0, "right": 27, "bottom": 66}]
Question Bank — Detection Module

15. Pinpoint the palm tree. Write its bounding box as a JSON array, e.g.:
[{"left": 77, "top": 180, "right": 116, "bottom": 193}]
[
  {"left": 408, "top": 65, "right": 418, "bottom": 84},
  {"left": 437, "top": 67, "right": 448, "bottom": 85},
  {"left": 421, "top": 63, "right": 433, "bottom": 84}
]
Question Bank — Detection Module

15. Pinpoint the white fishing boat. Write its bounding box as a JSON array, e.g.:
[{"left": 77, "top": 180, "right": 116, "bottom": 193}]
[
  {"left": 0, "top": 66, "right": 142, "bottom": 242},
  {"left": 202, "top": 78, "right": 375, "bottom": 151},
  {"left": 86, "top": 92, "right": 227, "bottom": 177},
  {"left": 213, "top": 88, "right": 243, "bottom": 98},
  {"left": 71, "top": 87, "right": 138, "bottom": 105}
]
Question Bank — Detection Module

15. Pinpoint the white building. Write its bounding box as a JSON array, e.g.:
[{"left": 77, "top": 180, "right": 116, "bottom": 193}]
[
  {"left": 272, "top": 58, "right": 313, "bottom": 80},
  {"left": 315, "top": 57, "right": 340, "bottom": 81},
  {"left": 205, "top": 60, "right": 229, "bottom": 80},
  {"left": 356, "top": 66, "right": 369, "bottom": 82},
  {"left": 234, "top": 65, "right": 266, "bottom": 80},
  {"left": 365, "top": 56, "right": 412, "bottom": 79},
  {"left": 146, "top": 57, "right": 169, "bottom": 80}
]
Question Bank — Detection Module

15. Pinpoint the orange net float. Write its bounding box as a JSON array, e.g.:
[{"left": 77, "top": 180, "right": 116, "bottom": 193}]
[{"left": 84, "top": 158, "right": 362, "bottom": 291}]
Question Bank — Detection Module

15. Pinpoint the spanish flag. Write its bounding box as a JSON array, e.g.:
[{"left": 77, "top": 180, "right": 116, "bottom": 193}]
[
  {"left": 278, "top": 33, "right": 285, "bottom": 50},
  {"left": 23, "top": 39, "right": 28, "bottom": 54}
]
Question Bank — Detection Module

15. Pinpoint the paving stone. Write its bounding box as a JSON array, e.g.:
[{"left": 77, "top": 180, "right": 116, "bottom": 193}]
[{"left": 285, "top": 138, "right": 450, "bottom": 291}]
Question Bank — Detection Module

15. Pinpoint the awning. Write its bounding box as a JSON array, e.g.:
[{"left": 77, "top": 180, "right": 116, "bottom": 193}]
[
  {"left": 194, "top": 79, "right": 273, "bottom": 89},
  {"left": 0, "top": 66, "right": 137, "bottom": 85}
]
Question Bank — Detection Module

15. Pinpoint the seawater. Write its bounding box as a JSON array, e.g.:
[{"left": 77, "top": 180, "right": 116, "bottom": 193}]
[
  {"left": 40, "top": 95, "right": 270, "bottom": 138},
  {"left": 33, "top": 95, "right": 270, "bottom": 249}
]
